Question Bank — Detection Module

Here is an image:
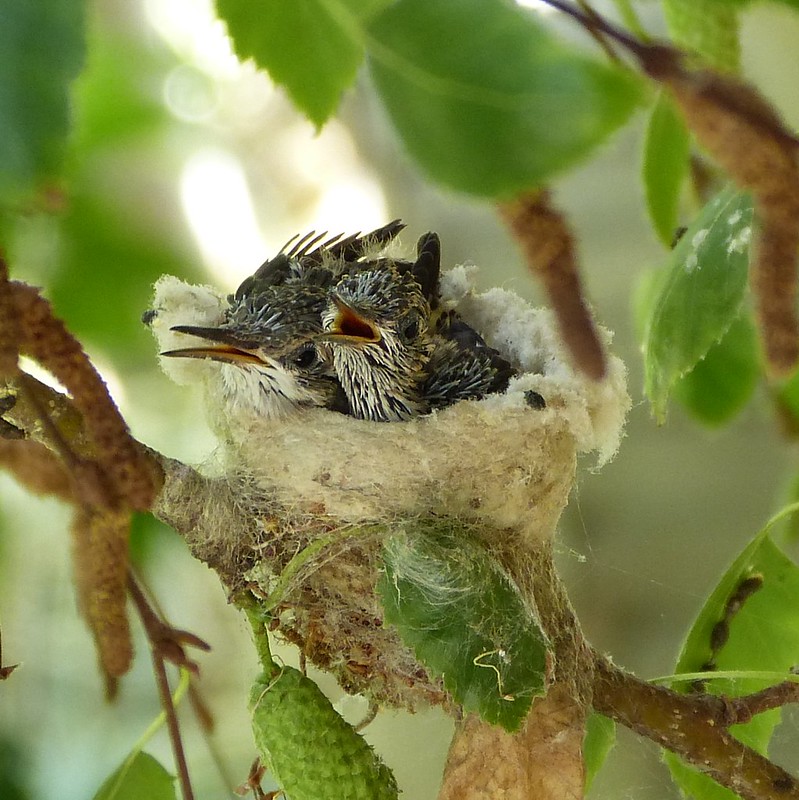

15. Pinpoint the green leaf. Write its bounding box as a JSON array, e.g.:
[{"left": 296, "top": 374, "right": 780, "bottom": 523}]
[
  {"left": 662, "top": 0, "right": 740, "bottom": 72},
  {"left": 93, "top": 752, "right": 176, "bottom": 800},
  {"left": 777, "top": 474, "right": 799, "bottom": 544},
  {"left": 642, "top": 186, "right": 753, "bottom": 422},
  {"left": 0, "top": 738, "right": 32, "bottom": 800},
  {"left": 665, "top": 510, "right": 799, "bottom": 799},
  {"left": 379, "top": 522, "right": 552, "bottom": 732},
  {"left": 367, "top": 0, "right": 643, "bottom": 197},
  {"left": 775, "top": 367, "right": 799, "bottom": 438},
  {"left": 215, "top": 0, "right": 390, "bottom": 127},
  {"left": 672, "top": 313, "right": 760, "bottom": 426},
  {"left": 583, "top": 713, "right": 616, "bottom": 791},
  {"left": 0, "top": 0, "right": 85, "bottom": 204},
  {"left": 642, "top": 93, "right": 691, "bottom": 246},
  {"left": 72, "top": 31, "right": 170, "bottom": 151}
]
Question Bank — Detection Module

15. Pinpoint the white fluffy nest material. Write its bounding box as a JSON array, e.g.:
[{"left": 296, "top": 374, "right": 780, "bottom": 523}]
[{"left": 150, "top": 266, "right": 629, "bottom": 543}]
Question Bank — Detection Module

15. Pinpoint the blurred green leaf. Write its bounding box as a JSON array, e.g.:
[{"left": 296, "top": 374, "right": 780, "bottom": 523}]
[
  {"left": 777, "top": 473, "right": 799, "bottom": 543},
  {"left": 0, "top": 0, "right": 85, "bottom": 204},
  {"left": 662, "top": 0, "right": 740, "bottom": 72},
  {"left": 215, "top": 0, "right": 390, "bottom": 127},
  {"left": 6, "top": 24, "right": 200, "bottom": 369},
  {"left": 379, "top": 523, "right": 551, "bottom": 732},
  {"left": 643, "top": 187, "right": 753, "bottom": 422},
  {"left": 775, "top": 366, "right": 799, "bottom": 437},
  {"left": 672, "top": 313, "right": 759, "bottom": 426},
  {"left": 0, "top": 738, "right": 32, "bottom": 800},
  {"left": 93, "top": 752, "right": 176, "bottom": 800},
  {"left": 72, "top": 32, "right": 169, "bottom": 151},
  {"left": 583, "top": 712, "right": 616, "bottom": 791},
  {"left": 367, "top": 0, "right": 643, "bottom": 196},
  {"left": 642, "top": 93, "right": 691, "bottom": 246},
  {"left": 129, "top": 512, "right": 176, "bottom": 567},
  {"left": 49, "top": 193, "right": 198, "bottom": 368},
  {"left": 666, "top": 514, "right": 799, "bottom": 799}
]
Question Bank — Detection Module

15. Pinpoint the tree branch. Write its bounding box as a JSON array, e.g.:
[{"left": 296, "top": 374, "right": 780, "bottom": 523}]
[{"left": 592, "top": 654, "right": 799, "bottom": 800}]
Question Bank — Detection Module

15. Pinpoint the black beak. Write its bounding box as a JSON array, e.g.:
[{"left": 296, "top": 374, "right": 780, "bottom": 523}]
[{"left": 161, "top": 325, "right": 265, "bottom": 365}]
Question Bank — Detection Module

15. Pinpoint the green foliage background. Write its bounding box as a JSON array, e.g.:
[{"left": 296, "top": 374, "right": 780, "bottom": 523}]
[{"left": 3, "top": 1, "right": 799, "bottom": 798}]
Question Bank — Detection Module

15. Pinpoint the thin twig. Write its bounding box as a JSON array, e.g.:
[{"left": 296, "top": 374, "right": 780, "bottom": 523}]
[
  {"left": 150, "top": 647, "right": 195, "bottom": 800},
  {"left": 128, "top": 573, "right": 202, "bottom": 800},
  {"left": 724, "top": 681, "right": 799, "bottom": 724}
]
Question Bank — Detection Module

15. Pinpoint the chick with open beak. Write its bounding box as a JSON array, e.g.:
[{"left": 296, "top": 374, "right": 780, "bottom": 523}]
[
  {"left": 161, "top": 283, "right": 347, "bottom": 419},
  {"left": 320, "top": 267, "right": 433, "bottom": 422}
]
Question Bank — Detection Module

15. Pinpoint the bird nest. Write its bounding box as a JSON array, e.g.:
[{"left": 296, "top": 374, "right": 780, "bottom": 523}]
[{"left": 150, "top": 263, "right": 629, "bottom": 710}]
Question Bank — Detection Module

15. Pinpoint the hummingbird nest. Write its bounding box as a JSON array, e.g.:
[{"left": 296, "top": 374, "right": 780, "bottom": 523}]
[{"left": 150, "top": 263, "right": 628, "bottom": 710}]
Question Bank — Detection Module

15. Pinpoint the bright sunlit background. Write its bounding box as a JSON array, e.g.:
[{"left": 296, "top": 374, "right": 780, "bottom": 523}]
[{"left": 3, "top": 1, "right": 799, "bottom": 798}]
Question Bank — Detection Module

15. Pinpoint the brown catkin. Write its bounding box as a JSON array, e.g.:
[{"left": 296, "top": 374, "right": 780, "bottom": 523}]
[
  {"left": 499, "top": 192, "right": 607, "bottom": 381},
  {"left": 12, "top": 281, "right": 156, "bottom": 508},
  {"left": 71, "top": 505, "right": 133, "bottom": 683}
]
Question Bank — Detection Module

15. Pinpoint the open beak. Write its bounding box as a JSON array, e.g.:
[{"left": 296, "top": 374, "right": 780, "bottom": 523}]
[
  {"left": 161, "top": 325, "right": 266, "bottom": 365},
  {"left": 318, "top": 297, "right": 381, "bottom": 344}
]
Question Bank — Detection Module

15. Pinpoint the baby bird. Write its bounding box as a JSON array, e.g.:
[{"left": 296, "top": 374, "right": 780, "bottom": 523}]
[
  {"left": 157, "top": 221, "right": 411, "bottom": 420},
  {"left": 320, "top": 234, "right": 516, "bottom": 421},
  {"left": 320, "top": 266, "right": 432, "bottom": 422},
  {"left": 161, "top": 283, "right": 348, "bottom": 419},
  {"left": 423, "top": 312, "right": 517, "bottom": 411}
]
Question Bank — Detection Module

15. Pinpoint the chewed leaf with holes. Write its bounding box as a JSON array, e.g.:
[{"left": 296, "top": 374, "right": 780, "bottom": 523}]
[
  {"left": 379, "top": 525, "right": 552, "bottom": 731},
  {"left": 665, "top": 512, "right": 799, "bottom": 800},
  {"left": 643, "top": 187, "right": 754, "bottom": 421}
]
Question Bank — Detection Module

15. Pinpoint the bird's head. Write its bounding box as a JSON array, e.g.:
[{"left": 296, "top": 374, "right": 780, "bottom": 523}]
[
  {"left": 318, "top": 267, "right": 432, "bottom": 421},
  {"left": 160, "top": 284, "right": 344, "bottom": 418},
  {"left": 320, "top": 267, "right": 430, "bottom": 349}
]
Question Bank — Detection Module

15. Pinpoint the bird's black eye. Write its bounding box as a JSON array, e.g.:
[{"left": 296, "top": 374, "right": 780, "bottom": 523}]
[
  {"left": 399, "top": 313, "right": 421, "bottom": 343},
  {"left": 292, "top": 344, "right": 318, "bottom": 369}
]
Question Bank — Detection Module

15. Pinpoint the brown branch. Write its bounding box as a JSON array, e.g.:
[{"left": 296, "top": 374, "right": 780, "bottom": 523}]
[
  {"left": 498, "top": 191, "right": 607, "bottom": 380},
  {"left": 127, "top": 574, "right": 211, "bottom": 674},
  {"left": 592, "top": 654, "right": 799, "bottom": 800}
]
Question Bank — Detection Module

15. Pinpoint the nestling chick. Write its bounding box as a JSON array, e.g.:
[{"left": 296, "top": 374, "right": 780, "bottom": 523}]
[
  {"left": 156, "top": 221, "right": 409, "bottom": 420},
  {"left": 423, "top": 316, "right": 517, "bottom": 410},
  {"left": 320, "top": 231, "right": 518, "bottom": 421},
  {"left": 321, "top": 266, "right": 432, "bottom": 422},
  {"left": 161, "top": 283, "right": 348, "bottom": 419}
]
